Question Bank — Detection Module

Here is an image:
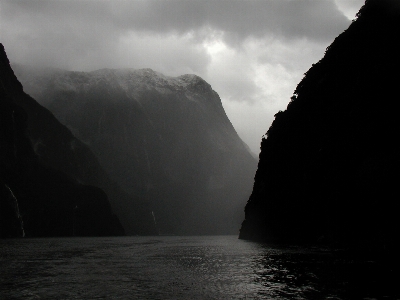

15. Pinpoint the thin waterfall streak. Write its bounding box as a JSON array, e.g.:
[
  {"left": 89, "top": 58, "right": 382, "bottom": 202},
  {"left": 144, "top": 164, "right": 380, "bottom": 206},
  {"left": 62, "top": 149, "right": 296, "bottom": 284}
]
[
  {"left": 4, "top": 183, "right": 25, "bottom": 237},
  {"left": 151, "top": 210, "right": 159, "bottom": 234}
]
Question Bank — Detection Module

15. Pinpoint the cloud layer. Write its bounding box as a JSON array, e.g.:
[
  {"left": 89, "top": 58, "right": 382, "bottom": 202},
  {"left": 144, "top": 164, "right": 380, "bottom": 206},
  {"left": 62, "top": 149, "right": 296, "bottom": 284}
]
[{"left": 0, "top": 0, "right": 365, "bottom": 153}]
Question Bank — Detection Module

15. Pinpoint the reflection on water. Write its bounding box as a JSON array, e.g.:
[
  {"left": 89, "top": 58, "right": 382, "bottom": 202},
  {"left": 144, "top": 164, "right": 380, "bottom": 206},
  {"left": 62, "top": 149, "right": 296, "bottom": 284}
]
[
  {"left": 253, "top": 247, "right": 398, "bottom": 300},
  {"left": 0, "top": 236, "right": 398, "bottom": 299}
]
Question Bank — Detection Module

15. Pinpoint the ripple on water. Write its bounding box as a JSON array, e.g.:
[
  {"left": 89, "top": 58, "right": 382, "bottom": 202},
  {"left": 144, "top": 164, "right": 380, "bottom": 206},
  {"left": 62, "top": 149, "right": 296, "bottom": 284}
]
[{"left": 1, "top": 236, "right": 399, "bottom": 299}]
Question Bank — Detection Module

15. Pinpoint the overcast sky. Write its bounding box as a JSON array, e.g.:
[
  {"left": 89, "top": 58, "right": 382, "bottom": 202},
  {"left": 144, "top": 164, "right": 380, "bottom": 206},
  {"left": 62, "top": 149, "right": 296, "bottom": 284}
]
[{"left": 0, "top": 0, "right": 365, "bottom": 154}]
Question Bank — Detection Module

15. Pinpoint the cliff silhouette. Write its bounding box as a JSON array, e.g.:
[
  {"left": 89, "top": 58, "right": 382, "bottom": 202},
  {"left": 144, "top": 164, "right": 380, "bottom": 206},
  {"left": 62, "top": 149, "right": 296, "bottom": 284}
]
[
  {"left": 240, "top": 0, "right": 400, "bottom": 256},
  {"left": 0, "top": 43, "right": 156, "bottom": 237}
]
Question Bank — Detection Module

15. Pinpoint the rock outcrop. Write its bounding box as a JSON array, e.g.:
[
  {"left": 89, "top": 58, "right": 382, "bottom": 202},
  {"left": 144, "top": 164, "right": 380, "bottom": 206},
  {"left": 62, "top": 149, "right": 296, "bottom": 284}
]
[
  {"left": 14, "top": 67, "right": 257, "bottom": 235},
  {"left": 1, "top": 43, "right": 156, "bottom": 237},
  {"left": 240, "top": 0, "right": 400, "bottom": 254}
]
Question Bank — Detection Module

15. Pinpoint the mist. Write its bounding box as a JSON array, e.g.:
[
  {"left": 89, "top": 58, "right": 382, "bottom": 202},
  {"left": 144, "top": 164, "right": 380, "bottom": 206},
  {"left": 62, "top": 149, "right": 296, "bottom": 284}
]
[
  {"left": 5, "top": 1, "right": 399, "bottom": 299},
  {"left": 0, "top": 0, "right": 364, "bottom": 153}
]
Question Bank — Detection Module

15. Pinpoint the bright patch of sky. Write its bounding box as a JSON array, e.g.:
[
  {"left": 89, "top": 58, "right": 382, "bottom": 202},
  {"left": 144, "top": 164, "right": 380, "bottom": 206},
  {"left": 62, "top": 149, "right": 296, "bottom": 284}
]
[{"left": 0, "top": 0, "right": 365, "bottom": 154}]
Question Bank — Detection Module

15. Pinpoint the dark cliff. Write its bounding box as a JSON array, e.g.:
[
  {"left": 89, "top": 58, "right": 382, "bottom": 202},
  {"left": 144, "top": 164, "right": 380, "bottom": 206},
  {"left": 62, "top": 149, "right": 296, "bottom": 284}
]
[
  {"left": 240, "top": 0, "right": 400, "bottom": 254},
  {"left": 1, "top": 43, "right": 155, "bottom": 237},
  {"left": 14, "top": 67, "right": 257, "bottom": 235}
]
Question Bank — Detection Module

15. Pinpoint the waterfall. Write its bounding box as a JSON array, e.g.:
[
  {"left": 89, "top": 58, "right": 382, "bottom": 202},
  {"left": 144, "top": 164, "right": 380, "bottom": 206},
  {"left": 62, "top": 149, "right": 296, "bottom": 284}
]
[
  {"left": 151, "top": 210, "right": 159, "bottom": 234},
  {"left": 4, "top": 184, "right": 25, "bottom": 237}
]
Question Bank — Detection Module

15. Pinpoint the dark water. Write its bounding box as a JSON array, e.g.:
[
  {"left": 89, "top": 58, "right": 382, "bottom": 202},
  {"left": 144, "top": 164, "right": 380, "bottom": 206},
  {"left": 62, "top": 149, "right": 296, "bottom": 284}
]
[{"left": 0, "top": 236, "right": 398, "bottom": 299}]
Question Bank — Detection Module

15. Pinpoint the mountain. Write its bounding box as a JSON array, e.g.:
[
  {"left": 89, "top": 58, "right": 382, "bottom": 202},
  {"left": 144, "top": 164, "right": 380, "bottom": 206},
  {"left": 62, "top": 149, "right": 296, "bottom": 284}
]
[
  {"left": 239, "top": 0, "right": 400, "bottom": 255},
  {"left": 1, "top": 43, "right": 156, "bottom": 237},
  {"left": 14, "top": 66, "right": 257, "bottom": 235}
]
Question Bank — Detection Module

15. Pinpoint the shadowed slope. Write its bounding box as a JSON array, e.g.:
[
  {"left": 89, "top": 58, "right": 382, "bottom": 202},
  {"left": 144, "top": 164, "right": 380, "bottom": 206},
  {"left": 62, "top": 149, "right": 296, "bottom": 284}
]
[
  {"left": 1, "top": 43, "right": 156, "bottom": 237},
  {"left": 240, "top": 0, "right": 400, "bottom": 256},
  {"left": 15, "top": 67, "right": 257, "bottom": 235}
]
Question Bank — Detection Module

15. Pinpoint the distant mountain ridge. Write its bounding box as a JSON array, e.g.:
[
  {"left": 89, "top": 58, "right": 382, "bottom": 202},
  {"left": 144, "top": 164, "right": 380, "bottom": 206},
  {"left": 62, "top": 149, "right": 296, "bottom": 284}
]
[
  {"left": 239, "top": 0, "right": 400, "bottom": 257},
  {"left": 14, "top": 66, "right": 257, "bottom": 235}
]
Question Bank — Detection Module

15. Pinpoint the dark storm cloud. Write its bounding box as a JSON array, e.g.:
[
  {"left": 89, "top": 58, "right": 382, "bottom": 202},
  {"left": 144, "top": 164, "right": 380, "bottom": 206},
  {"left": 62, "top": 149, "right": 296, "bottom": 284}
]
[
  {"left": 2, "top": 0, "right": 348, "bottom": 43},
  {"left": 0, "top": 0, "right": 355, "bottom": 153},
  {"left": 0, "top": 0, "right": 350, "bottom": 71},
  {"left": 114, "top": 0, "right": 348, "bottom": 42}
]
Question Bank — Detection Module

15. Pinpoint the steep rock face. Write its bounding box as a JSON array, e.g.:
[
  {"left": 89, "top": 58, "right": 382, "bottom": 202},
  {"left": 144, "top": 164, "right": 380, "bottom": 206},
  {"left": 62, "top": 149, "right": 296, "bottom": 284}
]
[
  {"left": 14, "top": 67, "right": 257, "bottom": 235},
  {"left": 240, "top": 0, "right": 400, "bottom": 253},
  {"left": 1, "top": 43, "right": 155, "bottom": 237}
]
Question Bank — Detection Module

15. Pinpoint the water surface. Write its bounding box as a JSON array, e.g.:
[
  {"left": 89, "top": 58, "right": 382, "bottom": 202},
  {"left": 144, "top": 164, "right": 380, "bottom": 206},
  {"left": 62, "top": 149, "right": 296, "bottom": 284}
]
[{"left": 0, "top": 236, "right": 397, "bottom": 299}]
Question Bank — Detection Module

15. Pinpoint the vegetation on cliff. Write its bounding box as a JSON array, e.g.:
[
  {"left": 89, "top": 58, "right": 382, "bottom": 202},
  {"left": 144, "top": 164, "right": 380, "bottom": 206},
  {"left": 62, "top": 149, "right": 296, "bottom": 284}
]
[
  {"left": 14, "top": 67, "right": 257, "bottom": 235},
  {"left": 240, "top": 0, "right": 400, "bottom": 256},
  {"left": 1, "top": 43, "right": 151, "bottom": 237}
]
